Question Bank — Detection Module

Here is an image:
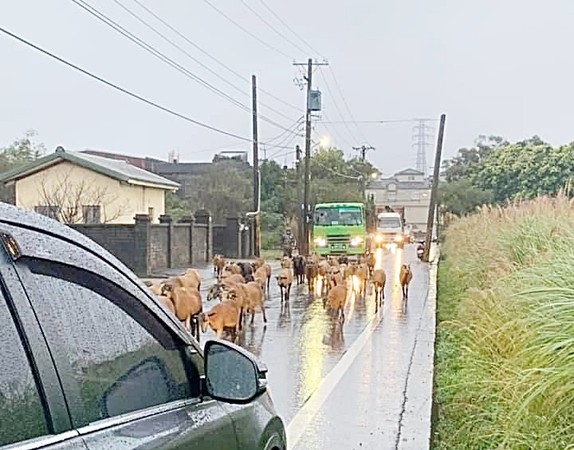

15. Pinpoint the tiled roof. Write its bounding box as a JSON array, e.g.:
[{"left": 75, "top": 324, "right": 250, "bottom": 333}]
[{"left": 0, "top": 148, "right": 179, "bottom": 190}]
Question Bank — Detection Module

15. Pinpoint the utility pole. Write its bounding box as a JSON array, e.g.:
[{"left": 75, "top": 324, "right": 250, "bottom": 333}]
[
  {"left": 353, "top": 145, "right": 375, "bottom": 162},
  {"left": 423, "top": 114, "right": 446, "bottom": 262},
  {"left": 293, "top": 58, "right": 328, "bottom": 255},
  {"left": 295, "top": 144, "right": 303, "bottom": 255},
  {"left": 251, "top": 74, "right": 261, "bottom": 257},
  {"left": 352, "top": 145, "right": 375, "bottom": 200}
]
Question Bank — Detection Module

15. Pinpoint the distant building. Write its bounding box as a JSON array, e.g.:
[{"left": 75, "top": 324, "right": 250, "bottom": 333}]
[
  {"left": 81, "top": 150, "right": 251, "bottom": 200},
  {"left": 366, "top": 168, "right": 431, "bottom": 237}
]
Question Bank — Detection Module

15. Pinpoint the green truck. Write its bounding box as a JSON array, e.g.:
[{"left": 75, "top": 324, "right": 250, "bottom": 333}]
[{"left": 311, "top": 202, "right": 368, "bottom": 257}]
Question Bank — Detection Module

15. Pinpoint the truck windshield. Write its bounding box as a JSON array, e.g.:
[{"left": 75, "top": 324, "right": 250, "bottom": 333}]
[
  {"left": 315, "top": 207, "right": 363, "bottom": 226},
  {"left": 378, "top": 217, "right": 401, "bottom": 228}
]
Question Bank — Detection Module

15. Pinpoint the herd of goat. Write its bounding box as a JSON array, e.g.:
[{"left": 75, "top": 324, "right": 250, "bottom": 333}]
[{"left": 144, "top": 252, "right": 414, "bottom": 342}]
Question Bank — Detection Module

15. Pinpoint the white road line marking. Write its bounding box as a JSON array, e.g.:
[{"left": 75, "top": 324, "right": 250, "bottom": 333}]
[{"left": 286, "top": 307, "right": 385, "bottom": 449}]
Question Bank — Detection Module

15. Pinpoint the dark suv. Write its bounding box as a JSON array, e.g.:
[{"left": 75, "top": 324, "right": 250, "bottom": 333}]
[{"left": 0, "top": 202, "right": 286, "bottom": 450}]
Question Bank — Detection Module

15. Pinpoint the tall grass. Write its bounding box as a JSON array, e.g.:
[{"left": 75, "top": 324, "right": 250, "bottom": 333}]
[{"left": 433, "top": 195, "right": 574, "bottom": 450}]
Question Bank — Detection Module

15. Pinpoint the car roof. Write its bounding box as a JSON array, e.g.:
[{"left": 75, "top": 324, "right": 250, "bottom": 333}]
[{"left": 0, "top": 201, "right": 197, "bottom": 347}]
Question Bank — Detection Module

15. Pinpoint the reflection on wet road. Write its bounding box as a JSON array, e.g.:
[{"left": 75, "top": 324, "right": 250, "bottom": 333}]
[{"left": 200, "top": 244, "right": 430, "bottom": 435}]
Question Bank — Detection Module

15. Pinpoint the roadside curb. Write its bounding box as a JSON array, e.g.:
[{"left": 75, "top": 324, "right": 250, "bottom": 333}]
[{"left": 396, "top": 243, "right": 438, "bottom": 450}]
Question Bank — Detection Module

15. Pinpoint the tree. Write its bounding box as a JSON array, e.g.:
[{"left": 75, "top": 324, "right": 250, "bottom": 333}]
[
  {"left": 439, "top": 178, "right": 494, "bottom": 216},
  {"left": 194, "top": 164, "right": 252, "bottom": 223},
  {"left": 165, "top": 192, "right": 193, "bottom": 222},
  {"left": 442, "top": 135, "right": 507, "bottom": 182},
  {"left": 473, "top": 139, "right": 574, "bottom": 202},
  {"left": 0, "top": 130, "right": 46, "bottom": 173},
  {"left": 35, "top": 169, "right": 125, "bottom": 224}
]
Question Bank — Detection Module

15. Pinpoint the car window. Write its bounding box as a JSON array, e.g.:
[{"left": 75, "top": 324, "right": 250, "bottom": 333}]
[
  {"left": 0, "top": 283, "right": 50, "bottom": 446},
  {"left": 20, "top": 258, "right": 200, "bottom": 426}
]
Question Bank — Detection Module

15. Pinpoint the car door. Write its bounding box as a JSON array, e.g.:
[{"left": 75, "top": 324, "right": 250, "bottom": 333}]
[
  {"left": 1, "top": 225, "right": 239, "bottom": 450},
  {"left": 0, "top": 236, "right": 89, "bottom": 450}
]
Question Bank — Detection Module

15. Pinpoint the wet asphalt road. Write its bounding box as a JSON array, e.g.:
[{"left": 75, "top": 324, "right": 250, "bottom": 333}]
[{"left": 147, "top": 244, "right": 432, "bottom": 449}]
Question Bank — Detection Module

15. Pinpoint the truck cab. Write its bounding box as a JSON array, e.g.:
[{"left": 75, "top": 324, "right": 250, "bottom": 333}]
[{"left": 373, "top": 211, "right": 406, "bottom": 249}]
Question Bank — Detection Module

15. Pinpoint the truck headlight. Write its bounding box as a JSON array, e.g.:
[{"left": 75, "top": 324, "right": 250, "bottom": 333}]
[
  {"left": 375, "top": 234, "right": 383, "bottom": 243},
  {"left": 350, "top": 236, "right": 363, "bottom": 247},
  {"left": 394, "top": 235, "right": 403, "bottom": 242},
  {"left": 314, "top": 237, "right": 327, "bottom": 247}
]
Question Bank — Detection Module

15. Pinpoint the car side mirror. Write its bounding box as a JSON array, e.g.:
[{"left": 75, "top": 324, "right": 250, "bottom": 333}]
[{"left": 204, "top": 339, "right": 267, "bottom": 404}]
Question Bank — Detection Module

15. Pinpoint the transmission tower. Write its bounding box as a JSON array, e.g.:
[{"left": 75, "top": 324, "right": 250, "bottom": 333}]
[{"left": 412, "top": 119, "right": 434, "bottom": 176}]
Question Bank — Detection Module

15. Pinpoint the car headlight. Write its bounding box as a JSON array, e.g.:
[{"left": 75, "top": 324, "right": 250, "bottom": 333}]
[
  {"left": 375, "top": 234, "right": 383, "bottom": 243},
  {"left": 314, "top": 237, "right": 327, "bottom": 247},
  {"left": 394, "top": 235, "right": 403, "bottom": 242},
  {"left": 350, "top": 236, "right": 363, "bottom": 247}
]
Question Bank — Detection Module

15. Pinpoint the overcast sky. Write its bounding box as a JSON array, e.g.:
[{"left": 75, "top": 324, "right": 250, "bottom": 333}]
[{"left": 2, "top": 0, "right": 574, "bottom": 176}]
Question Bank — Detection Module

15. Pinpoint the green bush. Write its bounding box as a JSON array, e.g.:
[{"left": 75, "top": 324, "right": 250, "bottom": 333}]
[{"left": 434, "top": 195, "right": 574, "bottom": 450}]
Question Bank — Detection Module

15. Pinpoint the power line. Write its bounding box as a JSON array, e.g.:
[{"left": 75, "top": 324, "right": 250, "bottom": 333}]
[
  {"left": 0, "top": 25, "right": 296, "bottom": 150},
  {"left": 317, "top": 67, "right": 360, "bottom": 144},
  {"left": 237, "top": 0, "right": 309, "bottom": 56},
  {"left": 256, "top": 0, "right": 325, "bottom": 59},
  {"left": 316, "top": 111, "right": 353, "bottom": 149},
  {"left": 313, "top": 158, "right": 361, "bottom": 180},
  {"left": 202, "top": 0, "right": 295, "bottom": 60},
  {"left": 72, "top": 0, "right": 299, "bottom": 135},
  {"left": 318, "top": 118, "right": 434, "bottom": 124},
  {"left": 264, "top": 116, "right": 304, "bottom": 143},
  {"left": 113, "top": 0, "right": 298, "bottom": 122},
  {"left": 327, "top": 66, "right": 369, "bottom": 144},
  {"left": 0, "top": 26, "right": 252, "bottom": 142},
  {"left": 129, "top": 0, "right": 301, "bottom": 112},
  {"left": 72, "top": 0, "right": 247, "bottom": 111}
]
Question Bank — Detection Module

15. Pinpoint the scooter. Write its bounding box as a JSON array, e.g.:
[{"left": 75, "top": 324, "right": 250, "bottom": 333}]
[{"left": 416, "top": 244, "right": 424, "bottom": 260}]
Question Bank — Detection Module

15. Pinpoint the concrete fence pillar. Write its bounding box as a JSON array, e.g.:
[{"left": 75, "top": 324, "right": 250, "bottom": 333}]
[{"left": 133, "top": 214, "right": 151, "bottom": 277}]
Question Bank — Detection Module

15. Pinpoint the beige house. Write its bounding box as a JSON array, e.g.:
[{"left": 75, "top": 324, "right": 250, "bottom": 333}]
[
  {"left": 0, "top": 147, "right": 179, "bottom": 224},
  {"left": 366, "top": 168, "right": 431, "bottom": 237}
]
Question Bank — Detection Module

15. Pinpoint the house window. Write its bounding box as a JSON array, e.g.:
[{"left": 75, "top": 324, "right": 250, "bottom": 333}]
[
  {"left": 387, "top": 183, "right": 397, "bottom": 191},
  {"left": 408, "top": 176, "right": 415, "bottom": 181},
  {"left": 148, "top": 207, "right": 155, "bottom": 221},
  {"left": 83, "top": 205, "right": 102, "bottom": 224},
  {"left": 34, "top": 205, "right": 60, "bottom": 221},
  {"left": 411, "top": 192, "right": 421, "bottom": 201}
]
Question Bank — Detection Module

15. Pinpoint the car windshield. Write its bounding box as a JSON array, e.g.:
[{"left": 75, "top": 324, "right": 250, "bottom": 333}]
[
  {"left": 378, "top": 217, "right": 402, "bottom": 228},
  {"left": 315, "top": 207, "right": 363, "bottom": 226}
]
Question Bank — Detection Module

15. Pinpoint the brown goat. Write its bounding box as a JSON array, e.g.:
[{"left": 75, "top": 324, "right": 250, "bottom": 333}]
[
  {"left": 305, "top": 259, "right": 318, "bottom": 292},
  {"left": 326, "top": 284, "right": 348, "bottom": 322},
  {"left": 200, "top": 301, "right": 240, "bottom": 339},
  {"left": 226, "top": 282, "right": 267, "bottom": 328},
  {"left": 224, "top": 263, "right": 242, "bottom": 276},
  {"left": 366, "top": 252, "right": 376, "bottom": 276},
  {"left": 157, "top": 294, "right": 176, "bottom": 315},
  {"left": 371, "top": 269, "right": 386, "bottom": 310},
  {"left": 144, "top": 280, "right": 165, "bottom": 297},
  {"left": 253, "top": 266, "right": 268, "bottom": 293},
  {"left": 161, "top": 285, "right": 202, "bottom": 340},
  {"left": 213, "top": 254, "right": 225, "bottom": 279},
  {"left": 276, "top": 268, "right": 293, "bottom": 303},
  {"left": 399, "top": 264, "right": 413, "bottom": 299},
  {"left": 242, "top": 281, "right": 267, "bottom": 325},
  {"left": 252, "top": 257, "right": 266, "bottom": 271},
  {"left": 206, "top": 274, "right": 245, "bottom": 301},
  {"left": 328, "top": 266, "right": 344, "bottom": 289},
  {"left": 280, "top": 257, "right": 292, "bottom": 269},
  {"left": 165, "top": 268, "right": 201, "bottom": 291},
  {"left": 355, "top": 263, "right": 369, "bottom": 295}
]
